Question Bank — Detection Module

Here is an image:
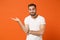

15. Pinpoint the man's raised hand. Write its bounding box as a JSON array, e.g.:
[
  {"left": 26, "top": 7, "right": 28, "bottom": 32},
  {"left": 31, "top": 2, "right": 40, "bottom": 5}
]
[{"left": 11, "top": 17, "right": 20, "bottom": 22}]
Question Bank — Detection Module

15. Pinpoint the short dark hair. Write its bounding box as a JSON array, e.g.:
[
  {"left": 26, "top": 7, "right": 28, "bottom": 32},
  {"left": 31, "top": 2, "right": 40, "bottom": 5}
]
[{"left": 28, "top": 3, "right": 36, "bottom": 8}]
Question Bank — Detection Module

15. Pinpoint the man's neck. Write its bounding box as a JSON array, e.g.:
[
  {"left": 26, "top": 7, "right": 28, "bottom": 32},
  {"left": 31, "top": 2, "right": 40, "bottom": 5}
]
[{"left": 31, "top": 14, "right": 38, "bottom": 19}]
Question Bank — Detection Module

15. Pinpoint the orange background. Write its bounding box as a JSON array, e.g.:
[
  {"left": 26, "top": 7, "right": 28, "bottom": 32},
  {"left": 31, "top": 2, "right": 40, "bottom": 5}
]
[{"left": 0, "top": 0, "right": 60, "bottom": 40}]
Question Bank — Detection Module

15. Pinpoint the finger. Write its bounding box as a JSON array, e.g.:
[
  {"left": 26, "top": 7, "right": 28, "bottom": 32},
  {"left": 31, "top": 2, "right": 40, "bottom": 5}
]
[{"left": 11, "top": 18, "right": 16, "bottom": 21}]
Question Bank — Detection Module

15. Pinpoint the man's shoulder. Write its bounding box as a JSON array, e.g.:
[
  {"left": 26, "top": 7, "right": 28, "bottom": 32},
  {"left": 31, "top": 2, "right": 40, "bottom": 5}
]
[{"left": 38, "top": 15, "right": 45, "bottom": 19}]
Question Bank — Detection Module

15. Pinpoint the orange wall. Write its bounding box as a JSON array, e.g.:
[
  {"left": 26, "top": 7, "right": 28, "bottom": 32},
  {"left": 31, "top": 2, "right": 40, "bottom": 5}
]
[{"left": 0, "top": 0, "right": 60, "bottom": 40}]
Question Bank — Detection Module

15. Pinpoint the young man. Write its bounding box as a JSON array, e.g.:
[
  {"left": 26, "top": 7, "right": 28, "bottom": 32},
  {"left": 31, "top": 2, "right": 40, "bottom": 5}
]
[{"left": 11, "top": 4, "right": 46, "bottom": 40}]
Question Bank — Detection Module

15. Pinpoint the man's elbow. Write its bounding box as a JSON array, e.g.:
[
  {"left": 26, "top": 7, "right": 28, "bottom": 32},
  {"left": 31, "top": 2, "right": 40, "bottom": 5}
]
[
  {"left": 40, "top": 32, "right": 44, "bottom": 35},
  {"left": 24, "top": 30, "right": 29, "bottom": 34}
]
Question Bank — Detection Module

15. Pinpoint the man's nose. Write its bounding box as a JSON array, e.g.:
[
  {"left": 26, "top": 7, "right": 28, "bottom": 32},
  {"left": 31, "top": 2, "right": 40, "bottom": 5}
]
[{"left": 31, "top": 10, "right": 34, "bottom": 12}]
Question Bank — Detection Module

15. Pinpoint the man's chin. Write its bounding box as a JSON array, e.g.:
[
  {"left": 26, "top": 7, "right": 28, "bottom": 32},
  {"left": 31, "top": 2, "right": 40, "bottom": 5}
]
[{"left": 30, "top": 13, "right": 36, "bottom": 16}]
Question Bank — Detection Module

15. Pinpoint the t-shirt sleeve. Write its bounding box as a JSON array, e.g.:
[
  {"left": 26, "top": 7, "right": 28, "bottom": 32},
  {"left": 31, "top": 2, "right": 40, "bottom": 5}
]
[
  {"left": 24, "top": 17, "right": 29, "bottom": 24},
  {"left": 40, "top": 17, "right": 46, "bottom": 24}
]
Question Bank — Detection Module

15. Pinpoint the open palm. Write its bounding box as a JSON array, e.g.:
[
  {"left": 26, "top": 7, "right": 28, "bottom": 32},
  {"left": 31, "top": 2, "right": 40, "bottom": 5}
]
[{"left": 11, "top": 17, "right": 20, "bottom": 22}]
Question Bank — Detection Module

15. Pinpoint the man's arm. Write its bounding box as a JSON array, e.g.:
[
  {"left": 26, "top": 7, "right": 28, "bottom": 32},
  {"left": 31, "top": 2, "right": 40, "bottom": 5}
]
[
  {"left": 11, "top": 17, "right": 29, "bottom": 34},
  {"left": 18, "top": 20, "right": 29, "bottom": 33},
  {"left": 29, "top": 24, "right": 46, "bottom": 36}
]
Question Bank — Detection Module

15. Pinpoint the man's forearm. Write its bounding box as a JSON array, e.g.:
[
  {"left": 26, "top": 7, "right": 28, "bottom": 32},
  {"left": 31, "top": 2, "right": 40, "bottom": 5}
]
[
  {"left": 29, "top": 25, "right": 45, "bottom": 36},
  {"left": 29, "top": 30, "right": 43, "bottom": 36},
  {"left": 17, "top": 21, "right": 28, "bottom": 33}
]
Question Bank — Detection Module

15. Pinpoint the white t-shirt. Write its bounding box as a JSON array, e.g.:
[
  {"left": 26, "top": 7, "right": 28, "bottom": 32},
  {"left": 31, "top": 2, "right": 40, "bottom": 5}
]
[{"left": 24, "top": 15, "right": 46, "bottom": 40}]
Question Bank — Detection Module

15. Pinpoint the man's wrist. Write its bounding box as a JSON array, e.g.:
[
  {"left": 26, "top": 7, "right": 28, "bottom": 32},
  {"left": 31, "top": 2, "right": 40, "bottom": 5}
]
[
  {"left": 17, "top": 20, "right": 21, "bottom": 23},
  {"left": 27, "top": 30, "right": 31, "bottom": 34},
  {"left": 29, "top": 30, "right": 32, "bottom": 34}
]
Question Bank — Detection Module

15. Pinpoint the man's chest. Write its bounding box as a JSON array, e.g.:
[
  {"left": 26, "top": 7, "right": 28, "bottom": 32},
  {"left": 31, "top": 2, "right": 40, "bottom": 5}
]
[{"left": 28, "top": 19, "right": 41, "bottom": 31}]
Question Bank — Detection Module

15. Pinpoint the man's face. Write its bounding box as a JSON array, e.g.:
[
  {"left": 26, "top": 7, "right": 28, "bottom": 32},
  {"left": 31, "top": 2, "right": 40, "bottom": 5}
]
[{"left": 28, "top": 6, "right": 36, "bottom": 16}]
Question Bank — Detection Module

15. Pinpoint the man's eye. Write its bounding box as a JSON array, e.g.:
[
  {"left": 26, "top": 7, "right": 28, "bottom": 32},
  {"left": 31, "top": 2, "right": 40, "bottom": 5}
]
[{"left": 33, "top": 9, "right": 35, "bottom": 10}]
